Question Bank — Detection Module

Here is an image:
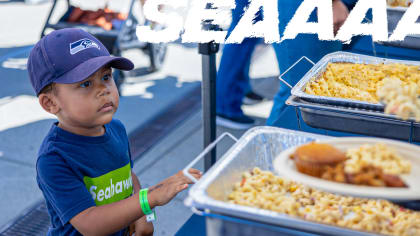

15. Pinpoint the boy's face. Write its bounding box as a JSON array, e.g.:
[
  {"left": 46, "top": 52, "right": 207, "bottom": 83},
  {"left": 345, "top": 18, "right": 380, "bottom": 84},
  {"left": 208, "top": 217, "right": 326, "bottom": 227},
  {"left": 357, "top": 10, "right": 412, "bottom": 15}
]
[{"left": 53, "top": 67, "right": 119, "bottom": 129}]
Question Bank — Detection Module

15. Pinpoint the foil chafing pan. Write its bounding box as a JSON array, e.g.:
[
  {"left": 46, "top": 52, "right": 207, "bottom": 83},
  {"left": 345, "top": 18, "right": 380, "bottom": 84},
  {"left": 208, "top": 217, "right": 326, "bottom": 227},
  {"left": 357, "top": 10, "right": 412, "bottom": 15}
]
[
  {"left": 291, "top": 51, "right": 420, "bottom": 110},
  {"left": 185, "top": 127, "right": 383, "bottom": 236}
]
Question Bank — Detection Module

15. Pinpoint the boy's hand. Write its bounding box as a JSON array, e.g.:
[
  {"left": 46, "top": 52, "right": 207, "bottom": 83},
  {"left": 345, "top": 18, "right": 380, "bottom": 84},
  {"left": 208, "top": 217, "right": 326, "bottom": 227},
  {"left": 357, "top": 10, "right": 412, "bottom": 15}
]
[
  {"left": 148, "top": 169, "right": 202, "bottom": 207},
  {"left": 134, "top": 216, "right": 154, "bottom": 236}
]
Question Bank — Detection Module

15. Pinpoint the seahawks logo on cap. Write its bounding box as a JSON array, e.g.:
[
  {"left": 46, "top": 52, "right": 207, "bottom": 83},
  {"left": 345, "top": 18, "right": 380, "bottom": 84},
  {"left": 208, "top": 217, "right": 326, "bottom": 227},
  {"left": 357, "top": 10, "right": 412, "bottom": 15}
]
[{"left": 70, "top": 38, "right": 100, "bottom": 55}]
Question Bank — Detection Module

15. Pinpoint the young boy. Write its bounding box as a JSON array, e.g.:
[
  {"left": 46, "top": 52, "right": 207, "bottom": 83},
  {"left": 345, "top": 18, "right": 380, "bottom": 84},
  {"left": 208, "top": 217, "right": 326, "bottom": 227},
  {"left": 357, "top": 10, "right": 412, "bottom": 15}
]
[{"left": 27, "top": 28, "right": 201, "bottom": 236}]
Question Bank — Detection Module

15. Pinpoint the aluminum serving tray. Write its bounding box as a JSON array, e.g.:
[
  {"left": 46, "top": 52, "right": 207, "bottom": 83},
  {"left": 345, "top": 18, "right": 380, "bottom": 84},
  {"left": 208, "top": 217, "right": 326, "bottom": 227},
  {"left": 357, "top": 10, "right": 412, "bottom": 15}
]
[
  {"left": 185, "top": 127, "right": 382, "bottom": 236},
  {"left": 286, "top": 95, "right": 420, "bottom": 142},
  {"left": 291, "top": 51, "right": 420, "bottom": 110}
]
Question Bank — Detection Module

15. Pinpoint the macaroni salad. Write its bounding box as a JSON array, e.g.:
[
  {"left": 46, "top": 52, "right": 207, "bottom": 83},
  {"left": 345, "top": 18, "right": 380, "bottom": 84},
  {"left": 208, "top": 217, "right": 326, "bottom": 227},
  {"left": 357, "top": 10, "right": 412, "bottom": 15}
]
[{"left": 228, "top": 168, "right": 420, "bottom": 236}]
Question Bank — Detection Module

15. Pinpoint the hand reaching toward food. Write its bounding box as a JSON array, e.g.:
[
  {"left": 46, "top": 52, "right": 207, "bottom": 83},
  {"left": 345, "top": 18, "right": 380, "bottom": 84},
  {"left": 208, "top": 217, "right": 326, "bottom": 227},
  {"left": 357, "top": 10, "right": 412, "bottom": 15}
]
[{"left": 148, "top": 169, "right": 202, "bottom": 207}]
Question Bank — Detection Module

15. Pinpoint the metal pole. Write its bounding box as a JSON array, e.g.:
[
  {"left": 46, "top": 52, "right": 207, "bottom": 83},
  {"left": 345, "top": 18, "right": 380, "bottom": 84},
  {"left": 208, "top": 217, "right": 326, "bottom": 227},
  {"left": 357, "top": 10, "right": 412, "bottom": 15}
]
[{"left": 199, "top": 42, "right": 219, "bottom": 171}]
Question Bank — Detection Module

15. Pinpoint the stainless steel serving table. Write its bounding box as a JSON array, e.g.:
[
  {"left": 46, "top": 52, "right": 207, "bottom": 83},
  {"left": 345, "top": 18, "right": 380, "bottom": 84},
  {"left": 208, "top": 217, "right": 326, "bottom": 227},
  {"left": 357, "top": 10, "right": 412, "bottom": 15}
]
[{"left": 184, "top": 127, "right": 391, "bottom": 236}]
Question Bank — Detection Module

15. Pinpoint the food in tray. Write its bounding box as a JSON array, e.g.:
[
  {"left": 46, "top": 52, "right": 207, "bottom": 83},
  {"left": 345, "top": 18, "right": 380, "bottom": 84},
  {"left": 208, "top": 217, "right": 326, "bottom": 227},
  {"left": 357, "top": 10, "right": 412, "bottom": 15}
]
[
  {"left": 377, "top": 77, "right": 420, "bottom": 122},
  {"left": 228, "top": 168, "right": 420, "bottom": 236},
  {"left": 304, "top": 62, "right": 420, "bottom": 104},
  {"left": 289, "top": 143, "right": 410, "bottom": 187},
  {"left": 388, "top": 0, "right": 412, "bottom": 7}
]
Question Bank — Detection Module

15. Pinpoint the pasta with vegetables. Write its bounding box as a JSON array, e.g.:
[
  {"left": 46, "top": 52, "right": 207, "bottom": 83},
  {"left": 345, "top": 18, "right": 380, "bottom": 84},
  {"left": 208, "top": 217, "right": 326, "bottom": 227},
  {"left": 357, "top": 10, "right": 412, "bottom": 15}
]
[{"left": 228, "top": 168, "right": 420, "bottom": 236}]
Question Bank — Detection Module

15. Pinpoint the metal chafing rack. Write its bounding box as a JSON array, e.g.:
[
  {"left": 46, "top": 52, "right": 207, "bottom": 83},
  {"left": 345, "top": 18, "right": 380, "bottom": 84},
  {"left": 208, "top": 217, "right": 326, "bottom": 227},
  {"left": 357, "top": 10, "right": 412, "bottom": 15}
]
[
  {"left": 183, "top": 55, "right": 420, "bottom": 236},
  {"left": 286, "top": 95, "right": 420, "bottom": 143}
]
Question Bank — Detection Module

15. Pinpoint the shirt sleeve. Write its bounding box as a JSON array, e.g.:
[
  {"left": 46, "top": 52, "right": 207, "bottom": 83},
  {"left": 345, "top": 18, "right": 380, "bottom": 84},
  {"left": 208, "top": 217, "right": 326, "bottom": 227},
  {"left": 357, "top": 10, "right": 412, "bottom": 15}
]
[{"left": 37, "top": 154, "right": 96, "bottom": 225}]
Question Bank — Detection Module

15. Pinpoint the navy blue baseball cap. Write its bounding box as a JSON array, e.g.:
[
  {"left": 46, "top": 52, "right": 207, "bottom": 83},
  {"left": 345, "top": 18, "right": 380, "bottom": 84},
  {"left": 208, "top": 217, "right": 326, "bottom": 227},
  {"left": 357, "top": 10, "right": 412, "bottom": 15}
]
[{"left": 27, "top": 28, "right": 134, "bottom": 95}]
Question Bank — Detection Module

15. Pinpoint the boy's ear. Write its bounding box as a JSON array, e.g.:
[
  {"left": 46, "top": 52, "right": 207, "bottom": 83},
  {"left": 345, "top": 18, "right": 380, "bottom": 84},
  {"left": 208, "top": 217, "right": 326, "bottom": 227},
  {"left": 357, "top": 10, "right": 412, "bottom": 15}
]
[{"left": 39, "top": 94, "right": 60, "bottom": 114}]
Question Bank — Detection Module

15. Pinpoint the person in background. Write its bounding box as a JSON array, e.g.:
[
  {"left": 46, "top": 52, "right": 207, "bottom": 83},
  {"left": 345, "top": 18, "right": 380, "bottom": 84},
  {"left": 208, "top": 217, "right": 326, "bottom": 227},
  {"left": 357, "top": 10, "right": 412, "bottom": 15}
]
[
  {"left": 28, "top": 28, "right": 201, "bottom": 236},
  {"left": 267, "top": 0, "right": 357, "bottom": 130},
  {"left": 215, "top": 0, "right": 265, "bottom": 130}
]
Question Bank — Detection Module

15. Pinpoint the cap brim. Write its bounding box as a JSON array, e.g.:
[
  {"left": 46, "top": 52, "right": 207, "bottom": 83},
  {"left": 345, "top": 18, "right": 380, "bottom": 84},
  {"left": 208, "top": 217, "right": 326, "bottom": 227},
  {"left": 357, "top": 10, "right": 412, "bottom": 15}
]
[{"left": 54, "top": 56, "right": 134, "bottom": 84}]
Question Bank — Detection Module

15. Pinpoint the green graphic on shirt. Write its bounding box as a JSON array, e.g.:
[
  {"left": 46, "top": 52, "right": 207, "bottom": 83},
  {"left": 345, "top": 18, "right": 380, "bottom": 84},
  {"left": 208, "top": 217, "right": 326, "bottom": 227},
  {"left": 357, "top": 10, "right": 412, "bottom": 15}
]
[{"left": 83, "top": 163, "right": 133, "bottom": 206}]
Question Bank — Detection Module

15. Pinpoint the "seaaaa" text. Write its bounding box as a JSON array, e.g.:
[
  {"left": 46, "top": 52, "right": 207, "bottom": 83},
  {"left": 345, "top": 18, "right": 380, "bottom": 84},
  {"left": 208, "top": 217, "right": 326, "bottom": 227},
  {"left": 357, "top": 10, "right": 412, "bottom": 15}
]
[{"left": 136, "top": 0, "right": 420, "bottom": 44}]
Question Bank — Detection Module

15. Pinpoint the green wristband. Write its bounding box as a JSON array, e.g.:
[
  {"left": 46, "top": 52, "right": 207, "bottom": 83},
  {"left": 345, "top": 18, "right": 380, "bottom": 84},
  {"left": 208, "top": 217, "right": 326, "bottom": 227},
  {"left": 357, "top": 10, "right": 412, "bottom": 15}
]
[
  {"left": 139, "top": 188, "right": 152, "bottom": 215},
  {"left": 142, "top": 189, "right": 152, "bottom": 213}
]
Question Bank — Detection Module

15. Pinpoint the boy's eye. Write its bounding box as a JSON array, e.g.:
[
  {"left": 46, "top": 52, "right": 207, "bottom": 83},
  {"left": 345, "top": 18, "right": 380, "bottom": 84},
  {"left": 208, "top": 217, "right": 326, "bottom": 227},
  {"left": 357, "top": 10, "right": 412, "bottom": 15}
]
[
  {"left": 102, "top": 74, "right": 111, "bottom": 81},
  {"left": 80, "top": 81, "right": 91, "bottom": 88}
]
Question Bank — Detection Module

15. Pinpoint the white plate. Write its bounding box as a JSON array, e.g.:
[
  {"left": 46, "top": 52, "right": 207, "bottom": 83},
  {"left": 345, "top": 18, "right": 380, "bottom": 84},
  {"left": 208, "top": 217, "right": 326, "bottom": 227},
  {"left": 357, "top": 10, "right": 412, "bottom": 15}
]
[{"left": 273, "top": 137, "right": 420, "bottom": 201}]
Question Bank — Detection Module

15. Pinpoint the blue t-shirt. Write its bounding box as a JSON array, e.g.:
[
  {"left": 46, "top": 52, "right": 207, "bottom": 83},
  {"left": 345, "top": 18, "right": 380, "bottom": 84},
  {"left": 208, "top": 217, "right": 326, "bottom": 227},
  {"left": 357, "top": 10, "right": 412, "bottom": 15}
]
[{"left": 36, "top": 119, "right": 133, "bottom": 236}]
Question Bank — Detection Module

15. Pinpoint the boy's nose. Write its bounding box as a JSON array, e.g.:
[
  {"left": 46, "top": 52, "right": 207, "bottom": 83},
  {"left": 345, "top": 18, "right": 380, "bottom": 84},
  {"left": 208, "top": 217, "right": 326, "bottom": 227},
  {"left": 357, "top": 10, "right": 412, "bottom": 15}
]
[{"left": 97, "top": 82, "right": 110, "bottom": 96}]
